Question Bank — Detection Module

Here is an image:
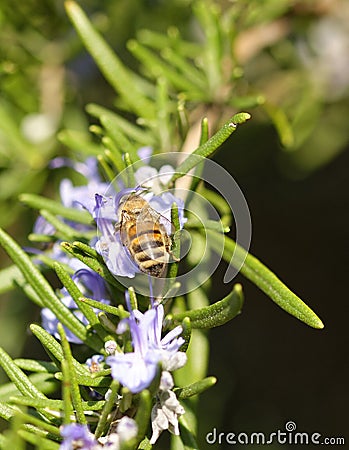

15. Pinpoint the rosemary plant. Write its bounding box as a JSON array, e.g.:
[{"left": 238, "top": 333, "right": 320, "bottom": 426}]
[{"left": 0, "top": 1, "right": 325, "bottom": 449}]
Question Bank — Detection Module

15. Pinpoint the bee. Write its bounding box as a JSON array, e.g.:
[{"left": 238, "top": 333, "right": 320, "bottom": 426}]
[{"left": 117, "top": 192, "right": 176, "bottom": 277}]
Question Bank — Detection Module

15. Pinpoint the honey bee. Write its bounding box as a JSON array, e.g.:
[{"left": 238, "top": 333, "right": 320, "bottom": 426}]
[{"left": 117, "top": 193, "right": 176, "bottom": 277}]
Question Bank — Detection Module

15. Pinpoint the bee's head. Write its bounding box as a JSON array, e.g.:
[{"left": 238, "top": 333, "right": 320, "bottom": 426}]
[{"left": 119, "top": 193, "right": 148, "bottom": 219}]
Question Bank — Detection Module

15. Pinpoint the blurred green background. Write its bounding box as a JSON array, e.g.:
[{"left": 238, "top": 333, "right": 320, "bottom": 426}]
[{"left": 0, "top": 0, "right": 348, "bottom": 448}]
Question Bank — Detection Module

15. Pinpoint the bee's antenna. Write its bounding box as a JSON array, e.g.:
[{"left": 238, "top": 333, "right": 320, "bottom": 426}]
[{"left": 134, "top": 184, "right": 150, "bottom": 194}]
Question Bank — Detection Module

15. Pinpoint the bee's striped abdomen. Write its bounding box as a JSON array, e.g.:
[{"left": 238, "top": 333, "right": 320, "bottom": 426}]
[{"left": 118, "top": 194, "right": 173, "bottom": 278}]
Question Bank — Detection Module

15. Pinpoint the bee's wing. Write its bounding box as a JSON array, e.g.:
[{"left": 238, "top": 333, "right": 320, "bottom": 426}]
[
  {"left": 159, "top": 214, "right": 176, "bottom": 236},
  {"left": 139, "top": 205, "right": 175, "bottom": 235},
  {"left": 137, "top": 205, "right": 158, "bottom": 221}
]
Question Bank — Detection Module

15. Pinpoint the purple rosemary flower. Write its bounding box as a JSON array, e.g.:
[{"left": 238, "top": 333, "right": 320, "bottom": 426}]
[
  {"left": 93, "top": 162, "right": 186, "bottom": 279},
  {"left": 60, "top": 414, "right": 137, "bottom": 449},
  {"left": 50, "top": 157, "right": 102, "bottom": 182},
  {"left": 146, "top": 301, "right": 187, "bottom": 372},
  {"left": 32, "top": 215, "right": 56, "bottom": 237},
  {"left": 29, "top": 157, "right": 107, "bottom": 267},
  {"left": 41, "top": 269, "right": 110, "bottom": 344},
  {"left": 137, "top": 145, "right": 153, "bottom": 163},
  {"left": 93, "top": 194, "right": 138, "bottom": 278},
  {"left": 54, "top": 157, "right": 109, "bottom": 215},
  {"left": 106, "top": 294, "right": 186, "bottom": 393},
  {"left": 59, "top": 423, "right": 99, "bottom": 450}
]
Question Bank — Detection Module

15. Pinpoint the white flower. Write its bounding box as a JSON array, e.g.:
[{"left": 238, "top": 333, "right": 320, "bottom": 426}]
[
  {"left": 159, "top": 371, "right": 174, "bottom": 391},
  {"left": 150, "top": 373, "right": 185, "bottom": 444},
  {"left": 98, "top": 417, "right": 138, "bottom": 449},
  {"left": 104, "top": 340, "right": 117, "bottom": 355},
  {"left": 135, "top": 164, "right": 176, "bottom": 194},
  {"left": 116, "top": 416, "right": 138, "bottom": 442}
]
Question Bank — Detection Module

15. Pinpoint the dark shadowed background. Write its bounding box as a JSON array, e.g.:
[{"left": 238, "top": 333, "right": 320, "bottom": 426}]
[{"left": 197, "top": 127, "right": 349, "bottom": 449}]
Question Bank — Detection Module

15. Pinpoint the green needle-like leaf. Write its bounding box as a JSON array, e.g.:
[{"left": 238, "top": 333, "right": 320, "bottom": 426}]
[
  {"left": 161, "top": 47, "right": 207, "bottom": 90},
  {"left": 39, "top": 210, "right": 88, "bottom": 241},
  {"left": 94, "top": 380, "right": 119, "bottom": 438},
  {"left": 19, "top": 194, "right": 92, "bottom": 225},
  {"left": 16, "top": 281, "right": 45, "bottom": 308},
  {"left": 124, "top": 152, "right": 137, "bottom": 187},
  {"left": 200, "top": 187, "right": 231, "bottom": 228},
  {"left": 12, "top": 410, "right": 62, "bottom": 436},
  {"left": 156, "top": 77, "right": 172, "bottom": 151},
  {"left": 0, "top": 228, "right": 89, "bottom": 343},
  {"left": 177, "top": 98, "right": 190, "bottom": 141},
  {"left": 176, "top": 376, "right": 217, "bottom": 399},
  {"left": 65, "top": 1, "right": 155, "bottom": 119},
  {"left": 230, "top": 94, "right": 265, "bottom": 109},
  {"left": 137, "top": 28, "right": 201, "bottom": 58},
  {"left": 14, "top": 359, "right": 58, "bottom": 374},
  {"left": 0, "top": 374, "right": 57, "bottom": 400},
  {"left": 0, "top": 401, "right": 20, "bottom": 421},
  {"left": 104, "top": 144, "right": 127, "bottom": 176},
  {"left": 69, "top": 241, "right": 100, "bottom": 258},
  {"left": 55, "top": 371, "right": 111, "bottom": 388},
  {"left": 98, "top": 154, "right": 117, "bottom": 183},
  {"left": 128, "top": 40, "right": 199, "bottom": 95},
  {"left": 171, "top": 113, "right": 251, "bottom": 183},
  {"left": 186, "top": 117, "right": 210, "bottom": 199},
  {"left": 99, "top": 115, "right": 136, "bottom": 158},
  {"left": 30, "top": 324, "right": 89, "bottom": 376},
  {"left": 178, "top": 413, "right": 199, "bottom": 450},
  {"left": 87, "top": 104, "right": 153, "bottom": 146},
  {"left": 199, "top": 117, "right": 209, "bottom": 146},
  {"left": 0, "top": 347, "right": 46, "bottom": 399},
  {"left": 169, "top": 284, "right": 243, "bottom": 329},
  {"left": 167, "top": 202, "right": 181, "bottom": 280},
  {"left": 28, "top": 233, "right": 56, "bottom": 244},
  {"left": 0, "top": 263, "right": 27, "bottom": 295},
  {"left": 61, "top": 360, "right": 74, "bottom": 425},
  {"left": 119, "top": 387, "right": 133, "bottom": 413},
  {"left": 61, "top": 242, "right": 124, "bottom": 291},
  {"left": 209, "top": 231, "right": 324, "bottom": 329},
  {"left": 262, "top": 101, "right": 294, "bottom": 148},
  {"left": 16, "top": 431, "right": 60, "bottom": 450},
  {"left": 194, "top": 1, "right": 222, "bottom": 96},
  {"left": 78, "top": 296, "right": 128, "bottom": 318},
  {"left": 179, "top": 317, "right": 191, "bottom": 353},
  {"left": 54, "top": 262, "right": 107, "bottom": 344},
  {"left": 10, "top": 396, "right": 104, "bottom": 413},
  {"left": 134, "top": 390, "right": 152, "bottom": 447},
  {"left": 127, "top": 286, "right": 138, "bottom": 311},
  {"left": 57, "top": 129, "right": 102, "bottom": 156},
  {"left": 58, "top": 324, "right": 86, "bottom": 424}
]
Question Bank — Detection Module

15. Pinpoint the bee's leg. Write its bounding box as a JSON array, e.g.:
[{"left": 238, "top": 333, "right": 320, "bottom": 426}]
[
  {"left": 168, "top": 243, "right": 180, "bottom": 262},
  {"left": 170, "top": 252, "right": 181, "bottom": 262}
]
